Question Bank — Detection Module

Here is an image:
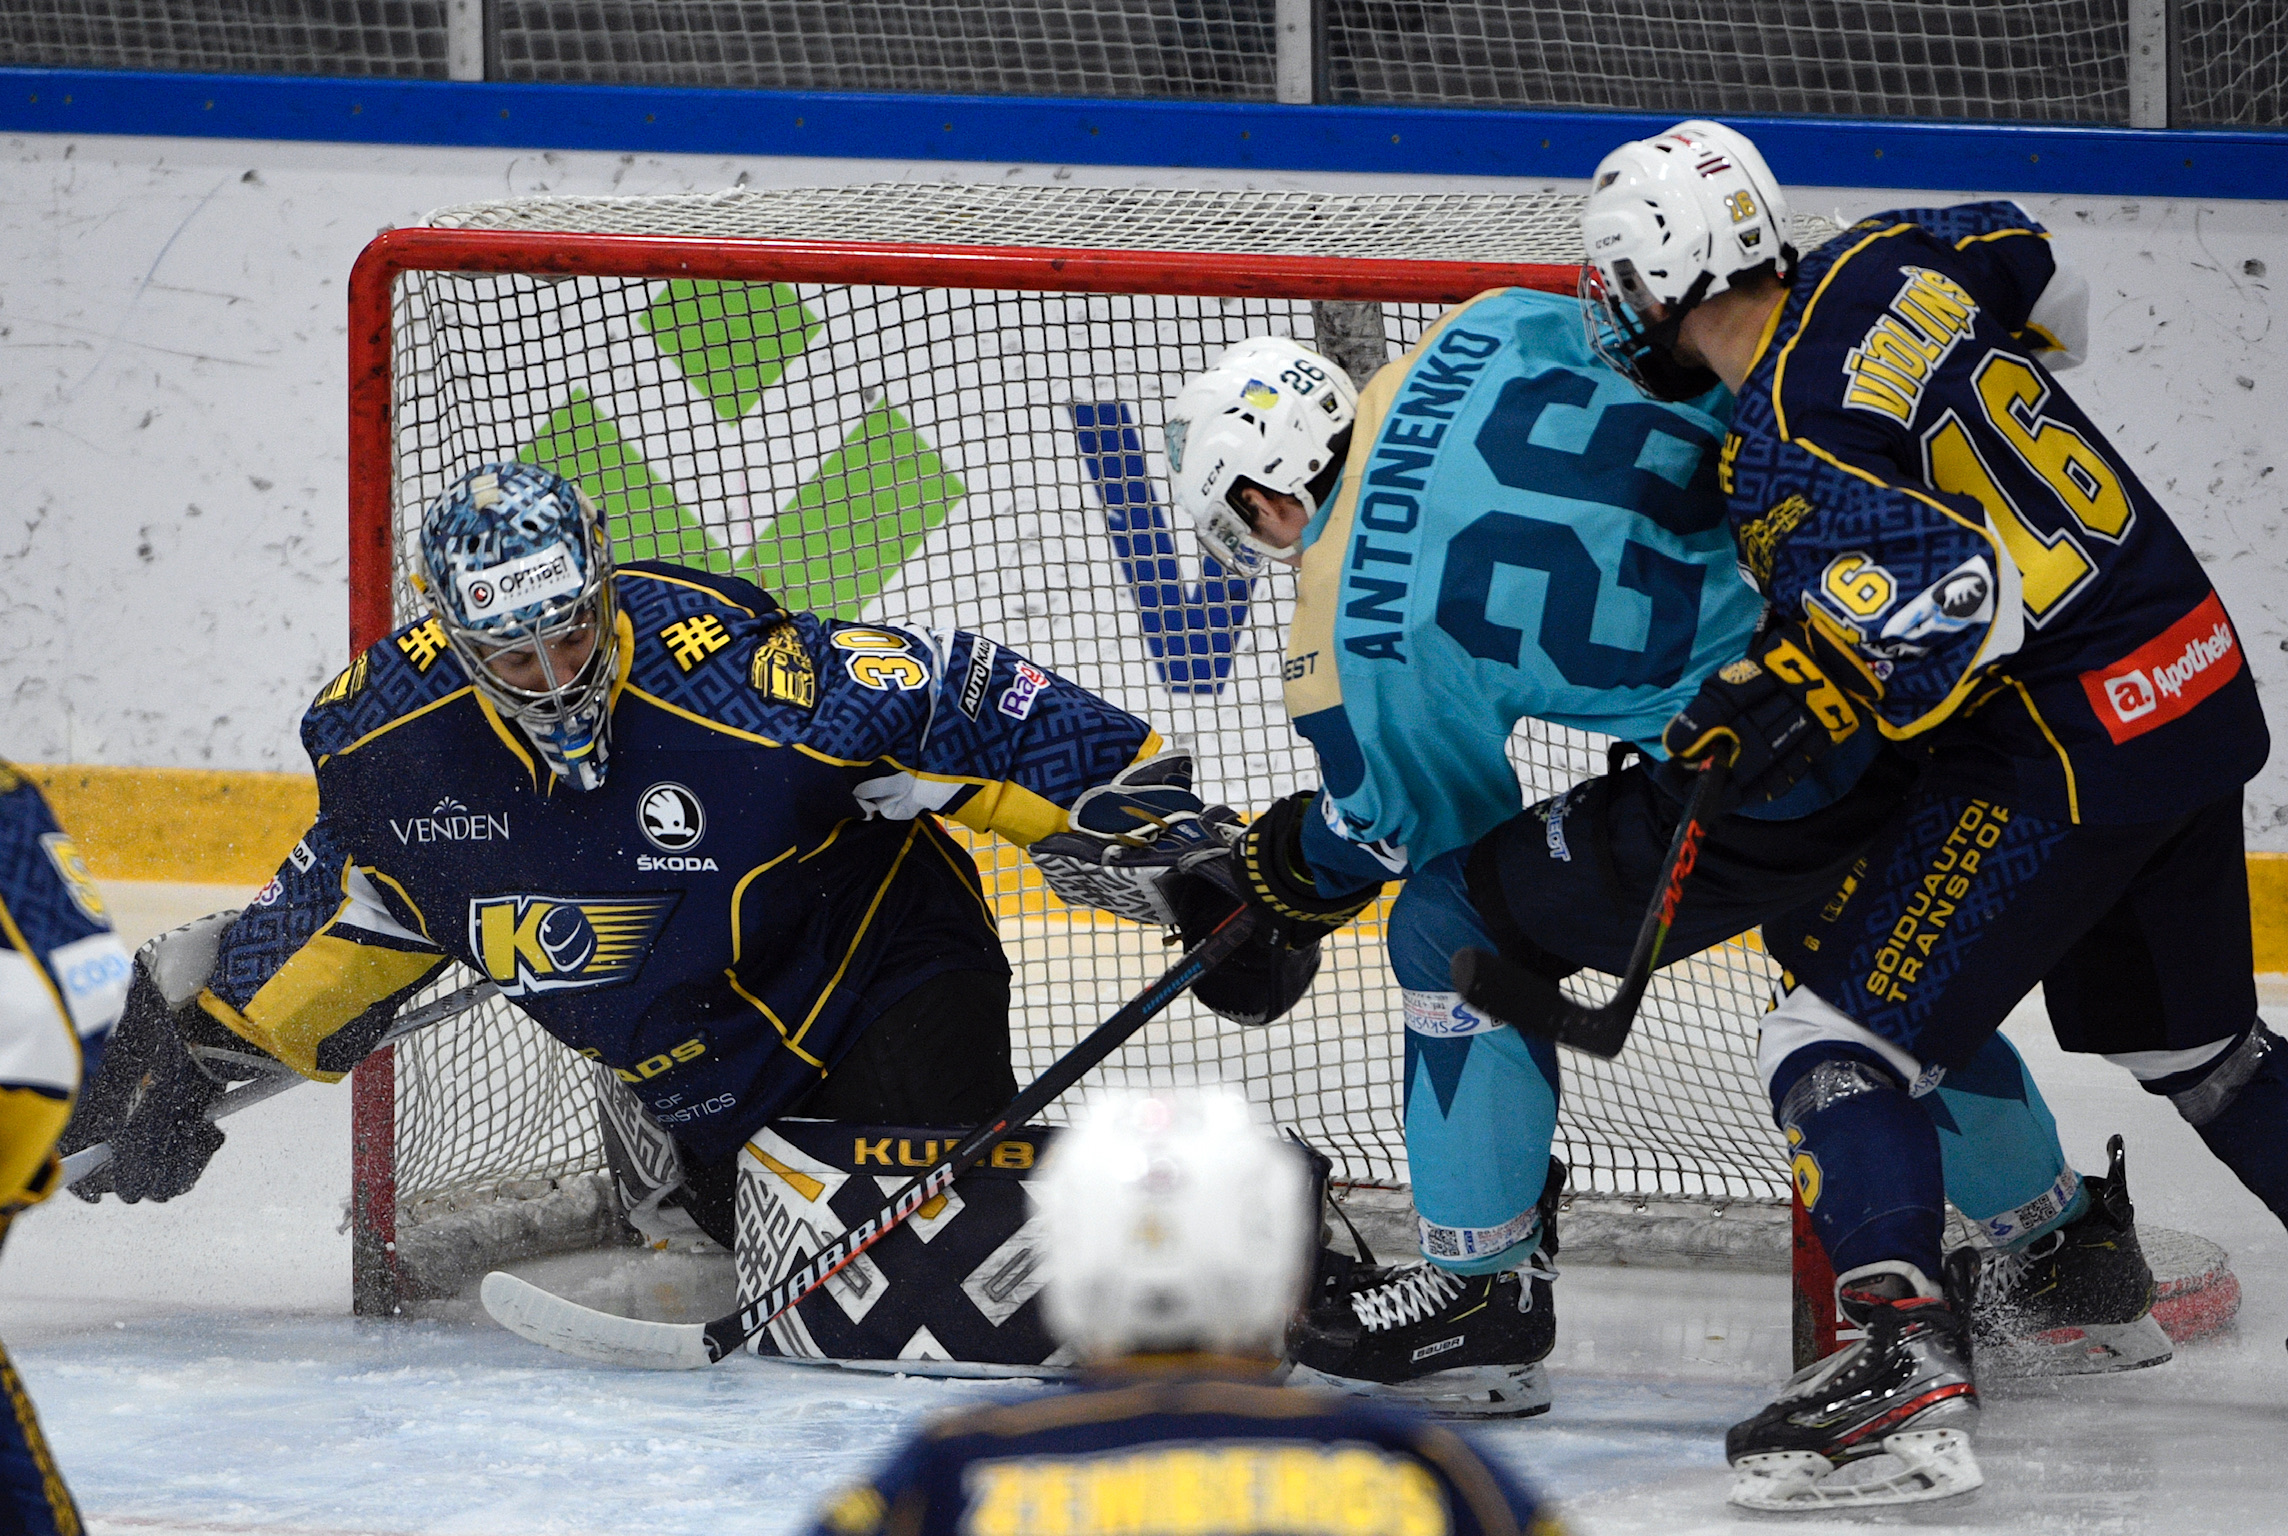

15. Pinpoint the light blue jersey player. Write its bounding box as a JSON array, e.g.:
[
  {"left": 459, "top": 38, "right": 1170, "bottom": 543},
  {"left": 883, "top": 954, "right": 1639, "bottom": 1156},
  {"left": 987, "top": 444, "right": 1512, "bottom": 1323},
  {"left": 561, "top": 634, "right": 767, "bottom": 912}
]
[
  {"left": 0, "top": 762, "right": 130, "bottom": 1534},
  {"left": 1123, "top": 301, "right": 2170, "bottom": 1416}
]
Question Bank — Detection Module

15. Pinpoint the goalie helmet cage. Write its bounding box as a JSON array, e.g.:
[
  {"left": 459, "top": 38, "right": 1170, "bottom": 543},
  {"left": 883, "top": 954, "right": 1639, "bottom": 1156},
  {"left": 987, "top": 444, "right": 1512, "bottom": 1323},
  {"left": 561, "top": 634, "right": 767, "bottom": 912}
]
[{"left": 343, "top": 182, "right": 1814, "bottom": 1317}]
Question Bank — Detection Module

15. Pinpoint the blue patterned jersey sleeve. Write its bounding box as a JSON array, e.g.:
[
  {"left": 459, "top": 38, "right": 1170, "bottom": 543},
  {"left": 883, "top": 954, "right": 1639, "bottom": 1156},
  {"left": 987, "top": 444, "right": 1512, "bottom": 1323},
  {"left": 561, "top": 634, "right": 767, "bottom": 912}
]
[
  {"left": 1855, "top": 202, "right": 2057, "bottom": 339},
  {"left": 787, "top": 617, "right": 1164, "bottom": 846},
  {"left": 1736, "top": 429, "right": 2020, "bottom": 737},
  {"left": 0, "top": 765, "right": 131, "bottom": 1209}
]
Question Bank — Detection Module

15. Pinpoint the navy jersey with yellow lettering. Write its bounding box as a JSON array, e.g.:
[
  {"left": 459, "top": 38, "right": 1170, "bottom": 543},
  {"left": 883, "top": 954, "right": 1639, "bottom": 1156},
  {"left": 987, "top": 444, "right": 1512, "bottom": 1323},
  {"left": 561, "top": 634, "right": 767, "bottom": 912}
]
[
  {"left": 1723, "top": 202, "right": 2267, "bottom": 823},
  {"left": 204, "top": 562, "right": 1161, "bottom": 1163},
  {"left": 805, "top": 1369, "right": 1560, "bottom": 1536},
  {"left": 0, "top": 765, "right": 127, "bottom": 1206}
]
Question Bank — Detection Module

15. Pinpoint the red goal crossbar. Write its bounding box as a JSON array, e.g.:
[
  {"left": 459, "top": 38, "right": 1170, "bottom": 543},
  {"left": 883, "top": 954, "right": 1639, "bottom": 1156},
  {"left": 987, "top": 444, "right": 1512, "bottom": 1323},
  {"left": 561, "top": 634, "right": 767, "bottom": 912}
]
[{"left": 341, "top": 223, "right": 1579, "bottom": 1312}]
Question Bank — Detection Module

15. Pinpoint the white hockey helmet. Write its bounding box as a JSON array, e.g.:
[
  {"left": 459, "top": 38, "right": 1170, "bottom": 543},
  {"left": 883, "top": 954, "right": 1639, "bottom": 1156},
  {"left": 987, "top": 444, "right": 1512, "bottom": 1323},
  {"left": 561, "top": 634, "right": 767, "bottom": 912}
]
[
  {"left": 1580, "top": 119, "right": 1795, "bottom": 400},
  {"left": 1035, "top": 1088, "right": 1317, "bottom": 1362},
  {"left": 1164, "top": 336, "right": 1358, "bottom": 574}
]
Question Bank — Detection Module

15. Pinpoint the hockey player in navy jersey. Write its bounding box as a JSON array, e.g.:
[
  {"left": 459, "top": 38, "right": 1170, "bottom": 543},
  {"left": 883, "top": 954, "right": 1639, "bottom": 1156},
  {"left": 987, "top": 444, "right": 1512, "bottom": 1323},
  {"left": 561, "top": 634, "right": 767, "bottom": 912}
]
[
  {"left": 1580, "top": 119, "right": 2282, "bottom": 1506},
  {"left": 56, "top": 463, "right": 1280, "bottom": 1319},
  {"left": 802, "top": 1088, "right": 1562, "bottom": 1536},
  {"left": 1041, "top": 319, "right": 2170, "bottom": 1418},
  {"left": 0, "top": 764, "right": 131, "bottom": 1535}
]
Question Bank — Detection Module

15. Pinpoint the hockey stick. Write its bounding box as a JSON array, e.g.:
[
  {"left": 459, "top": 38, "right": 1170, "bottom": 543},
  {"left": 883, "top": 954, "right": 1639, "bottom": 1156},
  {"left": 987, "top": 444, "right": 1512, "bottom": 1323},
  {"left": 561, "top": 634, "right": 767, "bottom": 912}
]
[
  {"left": 60, "top": 979, "right": 500, "bottom": 1189},
  {"left": 481, "top": 903, "right": 1264, "bottom": 1370},
  {"left": 1449, "top": 757, "right": 1729, "bottom": 1060}
]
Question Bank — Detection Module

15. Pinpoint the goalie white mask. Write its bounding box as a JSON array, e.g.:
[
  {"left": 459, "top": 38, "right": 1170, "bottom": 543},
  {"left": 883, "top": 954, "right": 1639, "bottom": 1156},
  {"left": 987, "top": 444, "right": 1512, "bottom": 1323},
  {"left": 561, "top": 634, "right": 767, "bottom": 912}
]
[
  {"left": 1164, "top": 337, "right": 1358, "bottom": 575},
  {"left": 417, "top": 463, "right": 621, "bottom": 792},
  {"left": 1035, "top": 1089, "right": 1316, "bottom": 1362},
  {"left": 1580, "top": 119, "right": 1795, "bottom": 401}
]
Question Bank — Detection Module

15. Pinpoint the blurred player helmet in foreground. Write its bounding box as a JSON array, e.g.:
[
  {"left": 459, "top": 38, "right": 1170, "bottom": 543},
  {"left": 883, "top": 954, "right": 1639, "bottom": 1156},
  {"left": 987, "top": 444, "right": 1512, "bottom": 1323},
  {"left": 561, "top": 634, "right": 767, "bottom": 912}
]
[
  {"left": 1165, "top": 336, "right": 1358, "bottom": 574},
  {"left": 1035, "top": 1088, "right": 1316, "bottom": 1361},
  {"left": 1580, "top": 119, "right": 1794, "bottom": 401},
  {"left": 417, "top": 462, "right": 620, "bottom": 792}
]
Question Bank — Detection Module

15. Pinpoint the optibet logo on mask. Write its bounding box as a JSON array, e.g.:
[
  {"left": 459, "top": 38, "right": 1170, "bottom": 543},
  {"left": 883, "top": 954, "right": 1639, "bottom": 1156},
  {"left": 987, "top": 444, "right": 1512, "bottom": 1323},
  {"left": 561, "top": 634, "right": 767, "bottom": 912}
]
[{"left": 455, "top": 543, "right": 583, "bottom": 621}]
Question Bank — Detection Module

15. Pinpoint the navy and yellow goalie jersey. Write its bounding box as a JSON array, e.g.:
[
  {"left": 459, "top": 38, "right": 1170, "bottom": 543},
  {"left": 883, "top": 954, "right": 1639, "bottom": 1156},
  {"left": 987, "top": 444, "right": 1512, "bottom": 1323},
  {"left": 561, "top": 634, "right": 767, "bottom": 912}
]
[
  {"left": 204, "top": 563, "right": 1161, "bottom": 1164},
  {"left": 0, "top": 764, "right": 128, "bottom": 1211},
  {"left": 1285, "top": 286, "right": 1767, "bottom": 864},
  {"left": 805, "top": 1366, "right": 1561, "bottom": 1536},
  {"left": 1723, "top": 201, "right": 2267, "bottom": 823}
]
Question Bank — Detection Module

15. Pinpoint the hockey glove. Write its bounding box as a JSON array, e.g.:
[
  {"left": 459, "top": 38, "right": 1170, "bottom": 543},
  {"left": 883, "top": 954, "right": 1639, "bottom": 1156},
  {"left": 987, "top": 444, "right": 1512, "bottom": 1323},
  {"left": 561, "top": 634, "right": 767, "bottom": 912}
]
[
  {"left": 58, "top": 913, "right": 281, "bottom": 1204},
  {"left": 1029, "top": 753, "right": 1242, "bottom": 926},
  {"left": 1163, "top": 792, "right": 1383, "bottom": 1028},
  {"left": 1661, "top": 624, "right": 1861, "bottom": 807}
]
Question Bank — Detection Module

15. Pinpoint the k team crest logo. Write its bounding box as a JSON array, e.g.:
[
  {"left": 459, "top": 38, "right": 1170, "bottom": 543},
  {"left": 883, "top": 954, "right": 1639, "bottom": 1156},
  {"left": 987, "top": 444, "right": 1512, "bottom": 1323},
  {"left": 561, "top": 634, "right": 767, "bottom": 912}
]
[{"left": 469, "top": 893, "right": 678, "bottom": 997}]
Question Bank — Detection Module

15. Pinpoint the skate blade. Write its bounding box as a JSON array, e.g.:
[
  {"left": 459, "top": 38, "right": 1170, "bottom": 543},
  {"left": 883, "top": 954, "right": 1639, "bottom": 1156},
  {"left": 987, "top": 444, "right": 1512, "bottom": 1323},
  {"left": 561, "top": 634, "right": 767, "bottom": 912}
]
[
  {"left": 1980, "top": 1313, "right": 2174, "bottom": 1378},
  {"left": 1729, "top": 1428, "right": 1983, "bottom": 1510},
  {"left": 1286, "top": 1360, "right": 1552, "bottom": 1419}
]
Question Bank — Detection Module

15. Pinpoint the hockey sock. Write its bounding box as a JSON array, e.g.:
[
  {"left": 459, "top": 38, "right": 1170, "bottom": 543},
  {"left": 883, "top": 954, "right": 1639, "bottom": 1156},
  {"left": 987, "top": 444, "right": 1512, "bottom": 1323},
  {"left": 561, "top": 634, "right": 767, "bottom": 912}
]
[
  {"left": 1771, "top": 1044, "right": 1947, "bottom": 1279},
  {"left": 2137, "top": 1020, "right": 2288, "bottom": 1226},
  {"left": 1926, "top": 1031, "right": 2086, "bottom": 1249}
]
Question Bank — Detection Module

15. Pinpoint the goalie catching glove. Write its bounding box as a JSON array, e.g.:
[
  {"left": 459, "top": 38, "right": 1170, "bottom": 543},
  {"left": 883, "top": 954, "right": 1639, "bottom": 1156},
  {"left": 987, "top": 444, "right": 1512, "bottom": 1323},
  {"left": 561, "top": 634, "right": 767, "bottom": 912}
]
[
  {"left": 1661, "top": 622, "right": 1861, "bottom": 807},
  {"left": 1163, "top": 791, "right": 1383, "bottom": 1028}
]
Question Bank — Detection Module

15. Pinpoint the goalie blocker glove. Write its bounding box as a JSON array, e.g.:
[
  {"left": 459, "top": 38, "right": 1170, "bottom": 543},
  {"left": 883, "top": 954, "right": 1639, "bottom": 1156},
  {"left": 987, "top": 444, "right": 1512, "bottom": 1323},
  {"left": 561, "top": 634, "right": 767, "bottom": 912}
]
[
  {"left": 60, "top": 913, "right": 303, "bottom": 1203},
  {"left": 1662, "top": 622, "right": 1861, "bottom": 808},
  {"left": 1165, "top": 792, "right": 1383, "bottom": 1028}
]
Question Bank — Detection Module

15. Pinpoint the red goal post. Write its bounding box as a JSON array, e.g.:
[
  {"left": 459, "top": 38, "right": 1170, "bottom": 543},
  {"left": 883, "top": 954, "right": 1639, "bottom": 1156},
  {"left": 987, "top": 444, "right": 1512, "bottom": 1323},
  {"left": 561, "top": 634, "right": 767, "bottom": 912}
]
[{"left": 338, "top": 186, "right": 1793, "bottom": 1318}]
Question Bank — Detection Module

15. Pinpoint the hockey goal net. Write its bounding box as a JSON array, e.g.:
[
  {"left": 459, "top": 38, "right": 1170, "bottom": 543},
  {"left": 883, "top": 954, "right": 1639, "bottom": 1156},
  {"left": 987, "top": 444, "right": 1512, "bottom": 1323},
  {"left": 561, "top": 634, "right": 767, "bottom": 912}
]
[{"left": 346, "top": 182, "right": 1821, "bottom": 1314}]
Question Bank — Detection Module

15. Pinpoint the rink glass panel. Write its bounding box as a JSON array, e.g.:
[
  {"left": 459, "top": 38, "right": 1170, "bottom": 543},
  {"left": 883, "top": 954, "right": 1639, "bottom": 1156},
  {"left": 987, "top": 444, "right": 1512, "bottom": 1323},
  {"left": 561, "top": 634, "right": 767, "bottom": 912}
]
[{"left": 363, "top": 186, "right": 1804, "bottom": 1274}]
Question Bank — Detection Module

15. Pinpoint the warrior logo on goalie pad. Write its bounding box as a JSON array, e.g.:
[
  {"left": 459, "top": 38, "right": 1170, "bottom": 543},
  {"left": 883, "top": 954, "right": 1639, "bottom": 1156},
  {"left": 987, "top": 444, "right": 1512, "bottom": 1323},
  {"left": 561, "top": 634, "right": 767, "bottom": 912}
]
[{"left": 467, "top": 892, "right": 678, "bottom": 997}]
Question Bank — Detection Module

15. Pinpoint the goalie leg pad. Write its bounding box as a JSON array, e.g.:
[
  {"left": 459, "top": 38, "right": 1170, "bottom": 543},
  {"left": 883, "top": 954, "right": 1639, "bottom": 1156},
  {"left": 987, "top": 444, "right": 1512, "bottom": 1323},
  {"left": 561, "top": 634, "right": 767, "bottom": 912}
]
[
  {"left": 589, "top": 1059, "right": 703, "bottom": 1246},
  {"left": 736, "top": 1119, "right": 1066, "bottom": 1371}
]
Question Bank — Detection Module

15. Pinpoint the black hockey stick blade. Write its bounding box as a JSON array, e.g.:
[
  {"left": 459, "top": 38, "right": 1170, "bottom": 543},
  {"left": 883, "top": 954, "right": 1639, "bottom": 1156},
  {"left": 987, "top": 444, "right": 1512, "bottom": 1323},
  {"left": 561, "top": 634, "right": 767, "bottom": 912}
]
[
  {"left": 1450, "top": 758, "right": 1729, "bottom": 1061},
  {"left": 483, "top": 904, "right": 1263, "bottom": 1369}
]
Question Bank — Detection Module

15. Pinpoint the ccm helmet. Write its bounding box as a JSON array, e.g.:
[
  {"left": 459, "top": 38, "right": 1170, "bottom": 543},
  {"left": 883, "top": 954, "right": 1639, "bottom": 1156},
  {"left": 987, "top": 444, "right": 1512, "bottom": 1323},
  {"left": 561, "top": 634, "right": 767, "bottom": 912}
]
[
  {"left": 1035, "top": 1088, "right": 1318, "bottom": 1361},
  {"left": 1580, "top": 119, "right": 1795, "bottom": 400},
  {"left": 417, "top": 463, "right": 620, "bottom": 792},
  {"left": 1164, "top": 336, "right": 1358, "bottom": 574}
]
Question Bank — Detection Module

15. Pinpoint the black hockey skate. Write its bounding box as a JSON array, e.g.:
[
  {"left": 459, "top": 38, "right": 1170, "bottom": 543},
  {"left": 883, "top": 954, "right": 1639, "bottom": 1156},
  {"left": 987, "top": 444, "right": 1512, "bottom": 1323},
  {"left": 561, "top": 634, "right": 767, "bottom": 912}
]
[
  {"left": 1286, "top": 1161, "right": 1560, "bottom": 1418},
  {"left": 1972, "top": 1135, "right": 2171, "bottom": 1377},
  {"left": 1727, "top": 1255, "right": 1983, "bottom": 1510}
]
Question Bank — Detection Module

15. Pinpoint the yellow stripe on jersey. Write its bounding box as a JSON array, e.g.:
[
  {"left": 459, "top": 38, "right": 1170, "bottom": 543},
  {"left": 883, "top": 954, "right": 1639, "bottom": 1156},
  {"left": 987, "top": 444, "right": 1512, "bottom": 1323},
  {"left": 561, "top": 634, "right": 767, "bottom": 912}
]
[
  {"left": 0, "top": 1088, "right": 71, "bottom": 1213},
  {"left": 200, "top": 936, "right": 444, "bottom": 1081},
  {"left": 1285, "top": 294, "right": 1491, "bottom": 727}
]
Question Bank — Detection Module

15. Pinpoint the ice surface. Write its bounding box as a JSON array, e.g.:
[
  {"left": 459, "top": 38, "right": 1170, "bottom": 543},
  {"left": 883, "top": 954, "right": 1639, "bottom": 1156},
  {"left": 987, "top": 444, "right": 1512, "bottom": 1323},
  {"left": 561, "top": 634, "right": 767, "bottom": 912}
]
[{"left": 1, "top": 885, "right": 2280, "bottom": 1534}]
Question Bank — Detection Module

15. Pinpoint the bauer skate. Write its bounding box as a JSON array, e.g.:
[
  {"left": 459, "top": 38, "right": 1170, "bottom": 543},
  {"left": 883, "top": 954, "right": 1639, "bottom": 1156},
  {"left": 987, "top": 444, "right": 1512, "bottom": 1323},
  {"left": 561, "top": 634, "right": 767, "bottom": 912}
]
[
  {"left": 1286, "top": 1163, "right": 1559, "bottom": 1419},
  {"left": 1727, "top": 1256, "right": 1983, "bottom": 1510},
  {"left": 1973, "top": 1134, "right": 2171, "bottom": 1377}
]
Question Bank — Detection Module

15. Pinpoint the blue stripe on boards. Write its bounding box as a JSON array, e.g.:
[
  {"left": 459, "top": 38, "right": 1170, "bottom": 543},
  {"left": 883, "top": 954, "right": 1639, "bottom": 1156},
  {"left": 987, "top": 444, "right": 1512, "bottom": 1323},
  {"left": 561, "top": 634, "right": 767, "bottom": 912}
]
[{"left": 5, "top": 67, "right": 2287, "bottom": 200}]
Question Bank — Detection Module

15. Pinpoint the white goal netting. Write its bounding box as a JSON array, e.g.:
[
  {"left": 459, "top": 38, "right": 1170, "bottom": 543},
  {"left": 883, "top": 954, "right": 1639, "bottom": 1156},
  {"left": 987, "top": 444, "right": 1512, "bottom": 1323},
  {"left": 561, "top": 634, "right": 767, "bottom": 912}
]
[{"left": 370, "top": 184, "right": 1820, "bottom": 1294}]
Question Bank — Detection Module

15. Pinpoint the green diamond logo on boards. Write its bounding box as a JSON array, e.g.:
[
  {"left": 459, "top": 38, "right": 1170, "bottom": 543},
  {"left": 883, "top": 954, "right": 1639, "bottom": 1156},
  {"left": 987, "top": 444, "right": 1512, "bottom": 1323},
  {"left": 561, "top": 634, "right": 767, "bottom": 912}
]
[
  {"left": 515, "top": 389, "right": 965, "bottom": 620},
  {"left": 640, "top": 279, "right": 824, "bottom": 423},
  {"left": 518, "top": 390, "right": 735, "bottom": 573},
  {"left": 744, "top": 402, "right": 963, "bottom": 618}
]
